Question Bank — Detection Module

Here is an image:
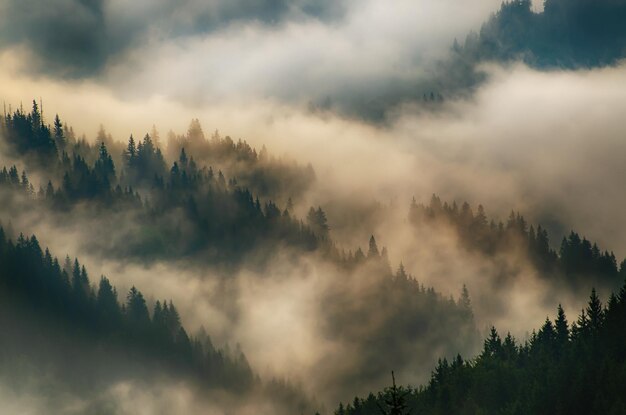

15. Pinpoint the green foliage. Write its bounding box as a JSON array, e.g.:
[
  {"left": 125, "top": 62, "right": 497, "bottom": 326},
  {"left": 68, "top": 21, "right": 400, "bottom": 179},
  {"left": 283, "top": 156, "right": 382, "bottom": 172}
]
[
  {"left": 0, "top": 228, "right": 254, "bottom": 391},
  {"left": 438, "top": 0, "right": 626, "bottom": 98},
  {"left": 337, "top": 284, "right": 626, "bottom": 415},
  {"left": 378, "top": 372, "right": 410, "bottom": 415},
  {"left": 0, "top": 107, "right": 326, "bottom": 265},
  {"left": 0, "top": 101, "right": 57, "bottom": 160}
]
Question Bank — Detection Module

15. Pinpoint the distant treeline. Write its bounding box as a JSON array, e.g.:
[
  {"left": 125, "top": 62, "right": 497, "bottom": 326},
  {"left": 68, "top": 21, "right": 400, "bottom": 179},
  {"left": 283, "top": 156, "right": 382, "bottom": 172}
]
[
  {"left": 465, "top": 0, "right": 626, "bottom": 69},
  {"left": 0, "top": 227, "right": 254, "bottom": 391},
  {"left": 0, "top": 102, "right": 379, "bottom": 271},
  {"left": 430, "top": 0, "right": 626, "bottom": 99},
  {"left": 3, "top": 101, "right": 624, "bottom": 285},
  {"left": 0, "top": 102, "right": 329, "bottom": 266},
  {"left": 410, "top": 195, "right": 626, "bottom": 289}
]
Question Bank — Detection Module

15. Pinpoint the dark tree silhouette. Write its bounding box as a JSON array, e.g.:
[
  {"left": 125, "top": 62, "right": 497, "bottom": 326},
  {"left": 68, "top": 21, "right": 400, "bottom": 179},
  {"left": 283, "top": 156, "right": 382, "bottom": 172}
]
[
  {"left": 377, "top": 372, "right": 410, "bottom": 415},
  {"left": 338, "top": 283, "right": 626, "bottom": 415}
]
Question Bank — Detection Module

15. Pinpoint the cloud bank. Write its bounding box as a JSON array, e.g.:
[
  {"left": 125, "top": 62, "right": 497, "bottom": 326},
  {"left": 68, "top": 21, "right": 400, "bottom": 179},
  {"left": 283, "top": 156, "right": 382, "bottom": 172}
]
[{"left": 0, "top": 0, "right": 505, "bottom": 118}]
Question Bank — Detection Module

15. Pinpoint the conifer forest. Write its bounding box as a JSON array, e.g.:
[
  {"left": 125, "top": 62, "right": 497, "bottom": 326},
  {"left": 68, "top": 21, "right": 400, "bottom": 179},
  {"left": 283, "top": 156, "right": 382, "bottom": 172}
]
[{"left": 1, "top": 0, "right": 626, "bottom": 413}]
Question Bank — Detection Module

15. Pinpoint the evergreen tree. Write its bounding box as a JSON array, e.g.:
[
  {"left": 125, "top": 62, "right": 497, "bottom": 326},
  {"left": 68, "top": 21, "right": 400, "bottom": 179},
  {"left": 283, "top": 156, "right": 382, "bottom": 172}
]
[
  {"left": 555, "top": 303, "right": 569, "bottom": 346},
  {"left": 586, "top": 288, "right": 604, "bottom": 333},
  {"left": 368, "top": 235, "right": 380, "bottom": 258},
  {"left": 459, "top": 284, "right": 471, "bottom": 310},
  {"left": 125, "top": 135, "right": 137, "bottom": 165},
  {"left": 379, "top": 372, "right": 409, "bottom": 415},
  {"left": 53, "top": 114, "right": 65, "bottom": 148},
  {"left": 126, "top": 286, "right": 150, "bottom": 328}
]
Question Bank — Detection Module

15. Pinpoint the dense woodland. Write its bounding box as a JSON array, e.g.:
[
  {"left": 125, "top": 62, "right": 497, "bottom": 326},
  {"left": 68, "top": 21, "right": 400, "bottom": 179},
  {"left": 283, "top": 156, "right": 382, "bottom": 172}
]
[
  {"left": 3, "top": 101, "right": 625, "bottom": 283},
  {"left": 336, "top": 283, "right": 626, "bottom": 415},
  {"left": 470, "top": 0, "right": 626, "bottom": 69},
  {"left": 0, "top": 226, "right": 319, "bottom": 413},
  {"left": 410, "top": 195, "right": 626, "bottom": 291},
  {"left": 165, "top": 119, "right": 316, "bottom": 201},
  {"left": 1, "top": 0, "right": 625, "bottom": 412},
  {"left": 0, "top": 227, "right": 254, "bottom": 389},
  {"left": 423, "top": 0, "right": 626, "bottom": 100},
  {"left": 0, "top": 102, "right": 330, "bottom": 266},
  {"left": 0, "top": 102, "right": 483, "bottom": 411},
  {"left": 316, "top": 248, "right": 480, "bottom": 399},
  {"left": 1, "top": 102, "right": 626, "bottom": 413},
  {"left": 0, "top": 223, "right": 480, "bottom": 411}
]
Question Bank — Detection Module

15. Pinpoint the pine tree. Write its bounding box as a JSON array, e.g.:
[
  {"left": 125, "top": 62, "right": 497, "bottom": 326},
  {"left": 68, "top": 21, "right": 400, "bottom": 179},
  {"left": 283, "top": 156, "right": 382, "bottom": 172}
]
[
  {"left": 368, "top": 235, "right": 380, "bottom": 258},
  {"left": 166, "top": 300, "right": 181, "bottom": 336},
  {"left": 460, "top": 284, "right": 471, "bottom": 310},
  {"left": 307, "top": 206, "right": 329, "bottom": 237},
  {"left": 126, "top": 286, "right": 150, "bottom": 327},
  {"left": 97, "top": 276, "right": 120, "bottom": 324},
  {"left": 378, "top": 371, "right": 409, "bottom": 415},
  {"left": 396, "top": 263, "right": 408, "bottom": 280},
  {"left": 53, "top": 114, "right": 65, "bottom": 148},
  {"left": 179, "top": 148, "right": 188, "bottom": 168},
  {"left": 125, "top": 135, "right": 137, "bottom": 165},
  {"left": 95, "top": 141, "right": 115, "bottom": 185},
  {"left": 586, "top": 288, "right": 604, "bottom": 333},
  {"left": 483, "top": 327, "right": 502, "bottom": 358},
  {"left": 555, "top": 304, "right": 569, "bottom": 346}
]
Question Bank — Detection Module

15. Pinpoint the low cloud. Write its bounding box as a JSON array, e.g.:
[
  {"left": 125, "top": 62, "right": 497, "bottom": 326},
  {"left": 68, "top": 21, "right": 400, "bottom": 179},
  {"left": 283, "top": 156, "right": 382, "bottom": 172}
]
[
  {"left": 0, "top": 0, "right": 346, "bottom": 78},
  {"left": 2, "top": 57, "right": 626, "bottom": 408},
  {"left": 0, "top": 0, "right": 504, "bottom": 119}
]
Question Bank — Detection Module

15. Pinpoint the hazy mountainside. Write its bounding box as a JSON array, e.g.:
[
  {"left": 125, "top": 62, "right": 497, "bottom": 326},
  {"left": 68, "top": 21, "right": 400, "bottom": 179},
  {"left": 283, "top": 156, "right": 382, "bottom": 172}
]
[
  {"left": 336, "top": 284, "right": 626, "bottom": 415},
  {"left": 0, "top": 223, "right": 481, "bottom": 411},
  {"left": 468, "top": 0, "right": 626, "bottom": 69},
  {"left": 0, "top": 102, "right": 484, "bottom": 410},
  {"left": 373, "top": 0, "right": 626, "bottom": 115},
  {"left": 3, "top": 102, "right": 625, "bottom": 284},
  {"left": 1, "top": 99, "right": 625, "bottom": 412},
  {"left": 331, "top": 0, "right": 626, "bottom": 120},
  {"left": 1, "top": 0, "right": 626, "bottom": 412},
  {"left": 165, "top": 120, "right": 316, "bottom": 203},
  {"left": 409, "top": 195, "right": 626, "bottom": 293},
  {"left": 0, "top": 101, "right": 314, "bottom": 202},
  {"left": 435, "top": 0, "right": 626, "bottom": 97},
  {"left": 0, "top": 102, "right": 324, "bottom": 267},
  {"left": 303, "top": 255, "right": 480, "bottom": 403},
  {"left": 0, "top": 227, "right": 318, "bottom": 414}
]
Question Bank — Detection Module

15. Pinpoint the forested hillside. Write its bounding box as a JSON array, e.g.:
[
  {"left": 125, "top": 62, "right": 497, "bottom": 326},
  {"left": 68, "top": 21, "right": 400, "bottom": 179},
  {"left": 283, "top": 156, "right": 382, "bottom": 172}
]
[
  {"left": 0, "top": 102, "right": 327, "bottom": 266},
  {"left": 336, "top": 283, "right": 626, "bottom": 415},
  {"left": 0, "top": 226, "right": 319, "bottom": 413},
  {"left": 410, "top": 195, "right": 626, "bottom": 291},
  {"left": 2, "top": 103, "right": 625, "bottom": 409},
  {"left": 0, "top": 102, "right": 486, "bottom": 411},
  {"left": 2, "top": 0, "right": 626, "bottom": 413},
  {"left": 0, "top": 227, "right": 253, "bottom": 386},
  {"left": 432, "top": 0, "right": 626, "bottom": 98}
]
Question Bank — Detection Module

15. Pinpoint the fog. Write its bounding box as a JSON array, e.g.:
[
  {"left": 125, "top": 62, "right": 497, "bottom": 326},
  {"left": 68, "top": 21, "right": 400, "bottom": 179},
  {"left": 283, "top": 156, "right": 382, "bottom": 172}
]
[
  {"left": 5, "top": 60, "right": 624, "bottom": 251},
  {"left": 2, "top": 0, "right": 626, "bottom": 411},
  {"left": 3, "top": 57, "right": 626, "bottom": 407},
  {"left": 0, "top": 0, "right": 504, "bottom": 105},
  {"left": 0, "top": 375, "right": 310, "bottom": 415}
]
